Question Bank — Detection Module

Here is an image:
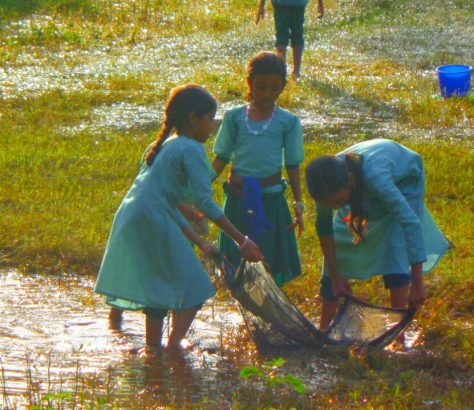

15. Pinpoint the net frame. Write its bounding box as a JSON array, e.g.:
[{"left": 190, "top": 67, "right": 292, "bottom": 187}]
[{"left": 209, "top": 253, "right": 414, "bottom": 350}]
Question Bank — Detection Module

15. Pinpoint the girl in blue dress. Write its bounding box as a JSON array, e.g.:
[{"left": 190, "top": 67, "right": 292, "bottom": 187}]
[
  {"left": 213, "top": 51, "right": 305, "bottom": 286},
  {"left": 305, "top": 139, "right": 449, "bottom": 330},
  {"left": 95, "top": 85, "right": 262, "bottom": 349}
]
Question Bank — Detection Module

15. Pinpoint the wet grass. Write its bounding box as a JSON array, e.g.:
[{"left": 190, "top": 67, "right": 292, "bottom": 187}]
[{"left": 1, "top": 0, "right": 473, "bottom": 408}]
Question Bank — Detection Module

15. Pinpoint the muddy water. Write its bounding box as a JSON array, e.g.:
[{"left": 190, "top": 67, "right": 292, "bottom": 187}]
[{"left": 0, "top": 270, "right": 336, "bottom": 407}]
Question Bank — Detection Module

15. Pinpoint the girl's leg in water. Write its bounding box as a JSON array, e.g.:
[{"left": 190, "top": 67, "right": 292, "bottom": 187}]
[
  {"left": 166, "top": 306, "right": 200, "bottom": 350},
  {"left": 145, "top": 315, "right": 164, "bottom": 347},
  {"left": 109, "top": 307, "right": 123, "bottom": 321}
]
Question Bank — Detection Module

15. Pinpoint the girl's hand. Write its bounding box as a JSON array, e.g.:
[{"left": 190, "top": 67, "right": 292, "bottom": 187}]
[
  {"left": 331, "top": 272, "right": 352, "bottom": 297},
  {"left": 239, "top": 237, "right": 263, "bottom": 262},
  {"left": 199, "top": 241, "right": 220, "bottom": 258},
  {"left": 256, "top": 3, "right": 265, "bottom": 24},
  {"left": 288, "top": 202, "right": 305, "bottom": 236},
  {"left": 288, "top": 206, "right": 305, "bottom": 236}
]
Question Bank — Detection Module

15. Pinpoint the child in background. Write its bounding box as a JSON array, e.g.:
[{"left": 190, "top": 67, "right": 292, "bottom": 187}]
[
  {"left": 256, "top": 0, "right": 324, "bottom": 78},
  {"left": 212, "top": 51, "right": 304, "bottom": 286},
  {"left": 305, "top": 139, "right": 449, "bottom": 331},
  {"left": 96, "top": 84, "right": 262, "bottom": 350}
]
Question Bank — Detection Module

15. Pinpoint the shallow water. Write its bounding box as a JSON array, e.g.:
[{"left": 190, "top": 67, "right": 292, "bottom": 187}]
[
  {"left": 0, "top": 270, "right": 338, "bottom": 407},
  {"left": 1, "top": 3, "right": 473, "bottom": 140}
]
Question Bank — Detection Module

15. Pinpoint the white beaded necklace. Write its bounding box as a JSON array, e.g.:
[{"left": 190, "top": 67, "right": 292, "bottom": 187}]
[{"left": 245, "top": 104, "right": 277, "bottom": 136}]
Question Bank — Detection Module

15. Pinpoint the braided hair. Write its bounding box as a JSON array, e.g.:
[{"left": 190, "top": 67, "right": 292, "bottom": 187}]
[
  {"left": 306, "top": 153, "right": 367, "bottom": 244},
  {"left": 145, "top": 84, "right": 217, "bottom": 166}
]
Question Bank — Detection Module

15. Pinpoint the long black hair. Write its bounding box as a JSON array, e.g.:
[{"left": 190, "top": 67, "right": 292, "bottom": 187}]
[
  {"left": 145, "top": 84, "right": 217, "bottom": 166},
  {"left": 306, "top": 153, "right": 367, "bottom": 244}
]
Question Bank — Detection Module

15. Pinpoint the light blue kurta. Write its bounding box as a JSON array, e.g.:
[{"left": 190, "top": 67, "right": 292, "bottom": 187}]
[
  {"left": 213, "top": 105, "right": 304, "bottom": 192},
  {"left": 95, "top": 135, "right": 224, "bottom": 311},
  {"left": 316, "top": 139, "right": 449, "bottom": 279}
]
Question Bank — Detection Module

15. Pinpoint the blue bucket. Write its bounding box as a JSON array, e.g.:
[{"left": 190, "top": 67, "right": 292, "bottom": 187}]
[{"left": 436, "top": 64, "right": 472, "bottom": 97}]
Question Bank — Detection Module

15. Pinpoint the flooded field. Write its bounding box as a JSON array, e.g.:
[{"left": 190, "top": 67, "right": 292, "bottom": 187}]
[
  {"left": 1, "top": 1, "right": 473, "bottom": 140},
  {"left": 1, "top": 0, "right": 473, "bottom": 408},
  {"left": 0, "top": 270, "right": 339, "bottom": 408}
]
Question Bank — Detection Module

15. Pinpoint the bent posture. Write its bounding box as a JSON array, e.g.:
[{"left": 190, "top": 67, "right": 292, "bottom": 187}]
[{"left": 305, "top": 139, "right": 449, "bottom": 330}]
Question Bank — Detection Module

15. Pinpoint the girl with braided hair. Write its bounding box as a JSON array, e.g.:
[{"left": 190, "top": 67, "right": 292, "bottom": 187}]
[
  {"left": 305, "top": 139, "right": 449, "bottom": 331},
  {"left": 95, "top": 84, "right": 262, "bottom": 350}
]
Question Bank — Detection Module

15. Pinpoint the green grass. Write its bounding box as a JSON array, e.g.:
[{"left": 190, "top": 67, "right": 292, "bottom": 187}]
[{"left": 1, "top": 0, "right": 473, "bottom": 408}]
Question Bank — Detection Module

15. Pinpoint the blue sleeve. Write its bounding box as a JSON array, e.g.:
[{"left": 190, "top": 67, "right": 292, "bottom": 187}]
[
  {"left": 283, "top": 115, "right": 304, "bottom": 169},
  {"left": 316, "top": 204, "right": 334, "bottom": 236},
  {"left": 213, "top": 110, "right": 235, "bottom": 163},
  {"left": 183, "top": 143, "right": 225, "bottom": 221},
  {"left": 365, "top": 163, "right": 427, "bottom": 264},
  {"left": 181, "top": 154, "right": 216, "bottom": 205},
  {"left": 169, "top": 207, "right": 189, "bottom": 228}
]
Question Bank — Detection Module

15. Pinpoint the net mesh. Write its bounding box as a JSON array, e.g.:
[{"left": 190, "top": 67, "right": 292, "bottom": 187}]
[{"left": 211, "top": 253, "right": 414, "bottom": 350}]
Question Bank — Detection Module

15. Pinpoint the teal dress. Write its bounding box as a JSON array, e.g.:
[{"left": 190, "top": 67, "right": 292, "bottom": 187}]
[
  {"left": 316, "top": 139, "right": 449, "bottom": 280},
  {"left": 213, "top": 105, "right": 304, "bottom": 285},
  {"left": 95, "top": 136, "right": 224, "bottom": 311}
]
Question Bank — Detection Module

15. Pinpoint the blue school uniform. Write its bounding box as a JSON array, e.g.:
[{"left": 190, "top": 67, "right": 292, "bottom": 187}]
[
  {"left": 214, "top": 105, "right": 304, "bottom": 285},
  {"left": 95, "top": 135, "right": 224, "bottom": 312},
  {"left": 316, "top": 139, "right": 449, "bottom": 280}
]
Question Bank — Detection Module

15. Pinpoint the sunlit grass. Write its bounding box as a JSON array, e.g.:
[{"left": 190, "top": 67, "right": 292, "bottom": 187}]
[{"left": 0, "top": 0, "right": 473, "bottom": 408}]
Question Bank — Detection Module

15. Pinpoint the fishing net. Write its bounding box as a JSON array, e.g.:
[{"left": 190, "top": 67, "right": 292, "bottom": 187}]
[{"left": 210, "top": 253, "right": 414, "bottom": 350}]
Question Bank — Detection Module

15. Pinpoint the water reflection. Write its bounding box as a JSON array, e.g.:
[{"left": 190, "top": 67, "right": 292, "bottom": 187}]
[{"left": 0, "top": 270, "right": 336, "bottom": 407}]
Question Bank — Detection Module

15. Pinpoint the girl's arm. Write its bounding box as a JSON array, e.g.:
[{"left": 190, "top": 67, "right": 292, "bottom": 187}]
[
  {"left": 214, "top": 215, "right": 263, "bottom": 261},
  {"left": 319, "top": 235, "right": 352, "bottom": 297},
  {"left": 366, "top": 161, "right": 427, "bottom": 307},
  {"left": 182, "top": 215, "right": 262, "bottom": 262},
  {"left": 177, "top": 203, "right": 203, "bottom": 222},
  {"left": 183, "top": 144, "right": 262, "bottom": 262},
  {"left": 182, "top": 224, "right": 215, "bottom": 254},
  {"left": 212, "top": 157, "right": 228, "bottom": 179},
  {"left": 286, "top": 166, "right": 305, "bottom": 235},
  {"left": 287, "top": 166, "right": 303, "bottom": 203},
  {"left": 365, "top": 166, "right": 427, "bottom": 268}
]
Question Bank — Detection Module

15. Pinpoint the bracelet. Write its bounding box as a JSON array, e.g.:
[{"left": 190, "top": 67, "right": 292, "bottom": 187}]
[
  {"left": 238, "top": 236, "right": 249, "bottom": 250},
  {"left": 292, "top": 201, "right": 305, "bottom": 212}
]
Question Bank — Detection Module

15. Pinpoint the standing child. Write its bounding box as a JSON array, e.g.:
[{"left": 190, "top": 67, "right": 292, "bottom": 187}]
[
  {"left": 305, "top": 139, "right": 449, "bottom": 331},
  {"left": 95, "top": 84, "right": 262, "bottom": 350},
  {"left": 256, "top": 0, "right": 324, "bottom": 78},
  {"left": 212, "top": 51, "right": 304, "bottom": 286}
]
